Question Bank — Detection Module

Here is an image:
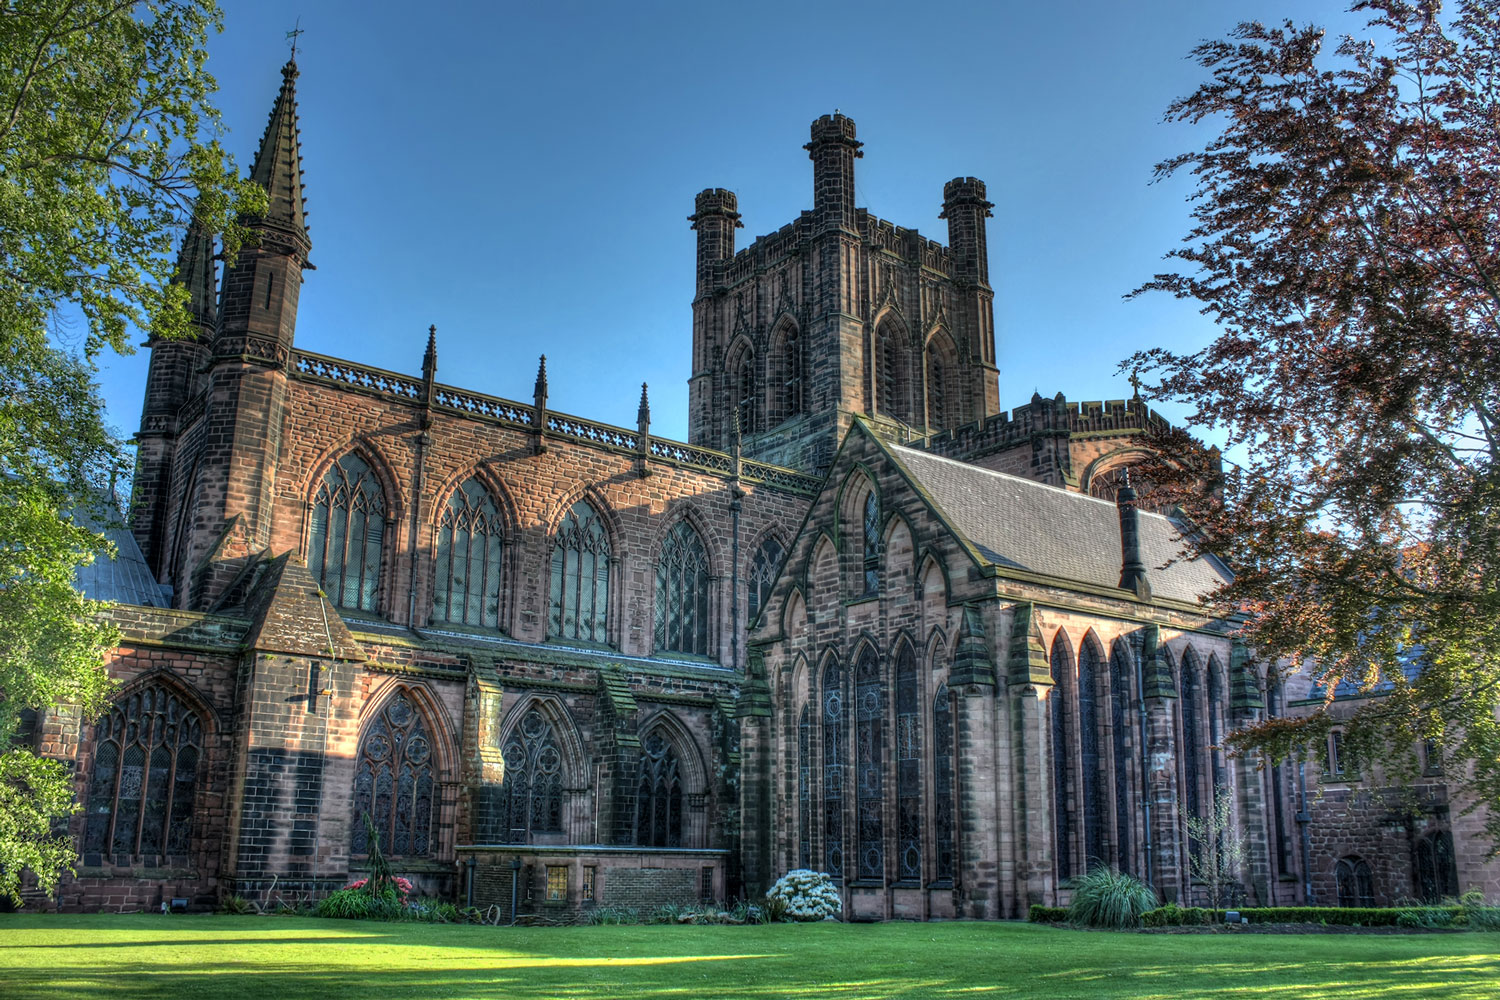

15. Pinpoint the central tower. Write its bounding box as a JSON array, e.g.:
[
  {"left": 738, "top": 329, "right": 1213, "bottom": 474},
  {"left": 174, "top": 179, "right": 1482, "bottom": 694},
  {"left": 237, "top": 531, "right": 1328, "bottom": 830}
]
[{"left": 688, "top": 114, "right": 1001, "bottom": 474}]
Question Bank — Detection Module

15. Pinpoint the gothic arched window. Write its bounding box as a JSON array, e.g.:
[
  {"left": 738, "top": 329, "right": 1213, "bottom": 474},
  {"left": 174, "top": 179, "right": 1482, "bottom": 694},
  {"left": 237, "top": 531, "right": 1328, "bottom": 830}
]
[
  {"left": 925, "top": 334, "right": 957, "bottom": 432},
  {"left": 855, "top": 647, "right": 885, "bottom": 881},
  {"left": 655, "top": 521, "right": 711, "bottom": 656},
  {"left": 83, "top": 684, "right": 202, "bottom": 860},
  {"left": 308, "top": 454, "right": 386, "bottom": 612},
  {"left": 1049, "top": 639, "right": 1073, "bottom": 881},
  {"left": 1266, "top": 680, "right": 1293, "bottom": 876},
  {"left": 1180, "top": 650, "right": 1204, "bottom": 823},
  {"left": 729, "top": 347, "right": 757, "bottom": 434},
  {"left": 499, "top": 707, "right": 565, "bottom": 842},
  {"left": 862, "top": 490, "right": 880, "bottom": 596},
  {"left": 1335, "top": 856, "right": 1376, "bottom": 907},
  {"left": 1416, "top": 831, "right": 1459, "bottom": 902},
  {"left": 549, "top": 500, "right": 610, "bottom": 645},
  {"left": 747, "top": 536, "right": 785, "bottom": 624},
  {"left": 1208, "top": 656, "right": 1227, "bottom": 793},
  {"left": 636, "top": 727, "right": 684, "bottom": 847},
  {"left": 895, "top": 643, "right": 922, "bottom": 882},
  {"left": 797, "top": 702, "right": 812, "bottom": 869},
  {"left": 822, "top": 657, "right": 847, "bottom": 880},
  {"left": 770, "top": 323, "right": 803, "bottom": 424},
  {"left": 350, "top": 691, "right": 436, "bottom": 857},
  {"left": 433, "top": 477, "right": 504, "bottom": 629},
  {"left": 1110, "top": 640, "right": 1135, "bottom": 872},
  {"left": 933, "top": 680, "right": 955, "bottom": 882},
  {"left": 875, "top": 316, "right": 911, "bottom": 423},
  {"left": 1078, "top": 639, "right": 1105, "bottom": 868}
]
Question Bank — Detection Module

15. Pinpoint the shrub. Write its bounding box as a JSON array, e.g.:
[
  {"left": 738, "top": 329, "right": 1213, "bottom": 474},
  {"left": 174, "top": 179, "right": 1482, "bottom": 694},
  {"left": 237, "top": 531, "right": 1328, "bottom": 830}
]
[
  {"left": 1067, "top": 867, "right": 1158, "bottom": 930},
  {"left": 219, "top": 894, "right": 255, "bottom": 916},
  {"left": 1027, "top": 904, "right": 1069, "bottom": 924},
  {"left": 761, "top": 893, "right": 790, "bottom": 924},
  {"left": 314, "top": 888, "right": 377, "bottom": 920},
  {"left": 582, "top": 905, "right": 639, "bottom": 925},
  {"left": 766, "top": 870, "right": 842, "bottom": 922}
]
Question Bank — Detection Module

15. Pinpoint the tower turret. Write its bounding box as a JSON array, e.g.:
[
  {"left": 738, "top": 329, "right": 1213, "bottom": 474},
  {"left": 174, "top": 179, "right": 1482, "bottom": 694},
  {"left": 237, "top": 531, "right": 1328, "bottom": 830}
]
[
  {"left": 805, "top": 113, "right": 862, "bottom": 234},
  {"left": 690, "top": 188, "right": 741, "bottom": 291},
  {"left": 940, "top": 177, "right": 993, "bottom": 284}
]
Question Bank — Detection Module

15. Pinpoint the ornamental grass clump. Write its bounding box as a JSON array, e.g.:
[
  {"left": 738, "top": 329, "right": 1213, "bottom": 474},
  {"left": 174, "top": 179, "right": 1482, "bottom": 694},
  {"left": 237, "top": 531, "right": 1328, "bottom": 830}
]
[
  {"left": 765, "top": 869, "right": 842, "bottom": 922},
  {"left": 1068, "top": 866, "right": 1158, "bottom": 930}
]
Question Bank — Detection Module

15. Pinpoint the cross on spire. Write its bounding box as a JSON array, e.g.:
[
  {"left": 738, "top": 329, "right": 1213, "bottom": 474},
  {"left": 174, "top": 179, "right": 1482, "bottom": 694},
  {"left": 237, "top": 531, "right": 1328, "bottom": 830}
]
[{"left": 286, "top": 18, "right": 305, "bottom": 61}]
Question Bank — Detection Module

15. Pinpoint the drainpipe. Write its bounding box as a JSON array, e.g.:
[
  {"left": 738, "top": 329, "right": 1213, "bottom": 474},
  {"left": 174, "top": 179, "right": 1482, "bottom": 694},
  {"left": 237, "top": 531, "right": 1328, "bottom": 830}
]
[{"left": 464, "top": 855, "right": 476, "bottom": 908}]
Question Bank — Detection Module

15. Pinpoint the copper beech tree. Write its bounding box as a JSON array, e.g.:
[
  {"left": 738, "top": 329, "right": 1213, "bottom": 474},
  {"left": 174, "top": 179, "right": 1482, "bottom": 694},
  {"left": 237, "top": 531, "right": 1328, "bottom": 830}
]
[{"left": 1129, "top": 0, "right": 1500, "bottom": 843}]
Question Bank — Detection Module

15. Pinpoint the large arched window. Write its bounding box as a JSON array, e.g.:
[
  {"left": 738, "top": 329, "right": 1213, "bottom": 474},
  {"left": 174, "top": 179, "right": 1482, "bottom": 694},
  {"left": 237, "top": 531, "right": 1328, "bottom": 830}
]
[
  {"left": 1207, "top": 656, "right": 1226, "bottom": 793},
  {"left": 1110, "top": 640, "right": 1135, "bottom": 872},
  {"left": 728, "top": 345, "right": 757, "bottom": 434},
  {"left": 797, "top": 702, "right": 812, "bottom": 869},
  {"left": 1180, "top": 650, "right": 1204, "bottom": 824},
  {"left": 433, "top": 477, "right": 504, "bottom": 629},
  {"left": 351, "top": 691, "right": 436, "bottom": 857},
  {"left": 933, "top": 680, "right": 955, "bottom": 882},
  {"left": 1335, "top": 856, "right": 1376, "bottom": 907},
  {"left": 747, "top": 536, "right": 785, "bottom": 624},
  {"left": 1078, "top": 639, "right": 1105, "bottom": 869},
  {"left": 822, "top": 657, "right": 847, "bottom": 880},
  {"left": 309, "top": 454, "right": 386, "bottom": 612},
  {"left": 549, "top": 500, "right": 610, "bottom": 644},
  {"left": 875, "top": 315, "right": 912, "bottom": 423},
  {"left": 499, "top": 707, "right": 565, "bottom": 842},
  {"left": 855, "top": 647, "right": 885, "bottom": 881},
  {"left": 1049, "top": 638, "right": 1073, "bottom": 881},
  {"left": 769, "top": 321, "right": 803, "bottom": 425},
  {"left": 895, "top": 643, "right": 922, "bottom": 882},
  {"left": 636, "top": 727, "right": 683, "bottom": 847},
  {"left": 1416, "top": 831, "right": 1459, "bottom": 902},
  {"left": 655, "top": 521, "right": 711, "bottom": 656},
  {"left": 925, "top": 333, "right": 958, "bottom": 432},
  {"left": 83, "top": 684, "right": 202, "bottom": 860}
]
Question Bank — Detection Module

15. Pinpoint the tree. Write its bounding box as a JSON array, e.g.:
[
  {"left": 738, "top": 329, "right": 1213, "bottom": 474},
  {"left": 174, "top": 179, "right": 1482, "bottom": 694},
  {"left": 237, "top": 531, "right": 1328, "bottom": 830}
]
[
  {"left": 1184, "top": 788, "right": 1248, "bottom": 912},
  {"left": 1129, "top": 0, "right": 1500, "bottom": 846},
  {"left": 0, "top": 0, "right": 261, "bottom": 902}
]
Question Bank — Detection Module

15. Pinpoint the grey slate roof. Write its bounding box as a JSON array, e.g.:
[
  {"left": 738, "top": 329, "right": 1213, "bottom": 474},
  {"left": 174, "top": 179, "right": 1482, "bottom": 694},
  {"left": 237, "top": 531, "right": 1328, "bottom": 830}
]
[
  {"left": 888, "top": 444, "right": 1231, "bottom": 604},
  {"left": 72, "top": 508, "right": 173, "bottom": 608}
]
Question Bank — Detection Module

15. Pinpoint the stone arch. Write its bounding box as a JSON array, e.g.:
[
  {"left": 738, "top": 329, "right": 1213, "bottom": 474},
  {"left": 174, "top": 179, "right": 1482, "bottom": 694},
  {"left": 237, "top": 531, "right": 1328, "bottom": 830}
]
[
  {"left": 838, "top": 468, "right": 882, "bottom": 599},
  {"left": 807, "top": 532, "right": 839, "bottom": 610},
  {"left": 110, "top": 668, "right": 221, "bottom": 736},
  {"left": 349, "top": 682, "right": 452, "bottom": 857},
  {"left": 544, "top": 488, "right": 618, "bottom": 646},
  {"left": 359, "top": 677, "right": 460, "bottom": 782},
  {"left": 427, "top": 470, "right": 516, "bottom": 631},
  {"left": 499, "top": 693, "right": 589, "bottom": 790},
  {"left": 747, "top": 527, "right": 789, "bottom": 627},
  {"left": 726, "top": 335, "right": 759, "bottom": 434},
  {"left": 882, "top": 513, "right": 915, "bottom": 590},
  {"left": 1077, "top": 628, "right": 1108, "bottom": 870},
  {"left": 767, "top": 315, "right": 804, "bottom": 426},
  {"left": 636, "top": 709, "right": 709, "bottom": 794},
  {"left": 923, "top": 327, "right": 960, "bottom": 432},
  {"left": 1047, "top": 628, "right": 1077, "bottom": 881},
  {"left": 873, "top": 307, "right": 915, "bottom": 424},
  {"left": 304, "top": 436, "right": 405, "bottom": 523},
  {"left": 492, "top": 693, "right": 589, "bottom": 844},
  {"left": 1081, "top": 448, "right": 1158, "bottom": 505},
  {"left": 305, "top": 446, "right": 397, "bottom": 615},
  {"left": 783, "top": 587, "right": 808, "bottom": 644},
  {"left": 919, "top": 554, "right": 949, "bottom": 625}
]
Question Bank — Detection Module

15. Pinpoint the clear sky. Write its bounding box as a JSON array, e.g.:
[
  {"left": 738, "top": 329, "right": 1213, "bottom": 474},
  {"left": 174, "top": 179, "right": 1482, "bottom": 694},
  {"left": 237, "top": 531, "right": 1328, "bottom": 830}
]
[{"left": 94, "top": 0, "right": 1367, "bottom": 447}]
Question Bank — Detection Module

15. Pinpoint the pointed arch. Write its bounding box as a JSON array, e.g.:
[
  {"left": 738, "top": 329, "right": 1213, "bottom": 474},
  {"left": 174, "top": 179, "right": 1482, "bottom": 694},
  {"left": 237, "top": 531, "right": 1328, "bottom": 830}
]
[
  {"left": 726, "top": 336, "right": 758, "bottom": 434},
  {"left": 924, "top": 328, "right": 960, "bottom": 432},
  {"left": 350, "top": 684, "right": 443, "bottom": 857},
  {"left": 1108, "top": 637, "right": 1136, "bottom": 872},
  {"left": 820, "top": 651, "right": 848, "bottom": 880},
  {"left": 82, "top": 679, "right": 208, "bottom": 860},
  {"left": 432, "top": 475, "right": 507, "bottom": 629},
  {"left": 783, "top": 587, "right": 808, "bottom": 643},
  {"left": 1179, "top": 646, "right": 1206, "bottom": 826},
  {"left": 882, "top": 514, "right": 915, "bottom": 592},
  {"left": 808, "top": 532, "right": 838, "bottom": 609},
  {"left": 767, "top": 315, "right": 804, "bottom": 425},
  {"left": 495, "top": 695, "right": 586, "bottom": 843},
  {"left": 1206, "top": 652, "right": 1227, "bottom": 793},
  {"left": 548, "top": 496, "right": 612, "bottom": 645},
  {"left": 1077, "top": 630, "right": 1107, "bottom": 869},
  {"left": 655, "top": 516, "right": 712, "bottom": 656},
  {"left": 854, "top": 642, "right": 885, "bottom": 880},
  {"left": 932, "top": 678, "right": 955, "bottom": 882},
  {"left": 635, "top": 711, "right": 706, "bottom": 848},
  {"left": 873, "top": 307, "right": 914, "bottom": 424},
  {"left": 747, "top": 530, "right": 788, "bottom": 627},
  {"left": 893, "top": 635, "right": 922, "bottom": 882},
  {"left": 308, "top": 451, "right": 389, "bottom": 613},
  {"left": 1048, "top": 629, "right": 1076, "bottom": 881}
]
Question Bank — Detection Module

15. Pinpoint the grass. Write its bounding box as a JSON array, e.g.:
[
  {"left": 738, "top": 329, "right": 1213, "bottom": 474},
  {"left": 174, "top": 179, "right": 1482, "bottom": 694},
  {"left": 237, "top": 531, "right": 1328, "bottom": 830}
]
[{"left": 0, "top": 914, "right": 1497, "bottom": 999}]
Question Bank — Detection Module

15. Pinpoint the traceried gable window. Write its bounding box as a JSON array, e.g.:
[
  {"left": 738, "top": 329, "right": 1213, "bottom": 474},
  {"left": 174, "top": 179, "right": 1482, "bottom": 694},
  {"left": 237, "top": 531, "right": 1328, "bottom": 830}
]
[
  {"left": 747, "top": 537, "right": 785, "bottom": 624},
  {"left": 549, "top": 500, "right": 610, "bottom": 645},
  {"left": 351, "top": 692, "right": 435, "bottom": 857},
  {"left": 84, "top": 684, "right": 202, "bottom": 861},
  {"left": 655, "top": 521, "right": 710, "bottom": 656},
  {"left": 433, "top": 478, "right": 504, "bottom": 629},
  {"left": 636, "top": 727, "right": 684, "bottom": 847},
  {"left": 309, "top": 454, "right": 386, "bottom": 612},
  {"left": 500, "top": 707, "right": 565, "bottom": 842}
]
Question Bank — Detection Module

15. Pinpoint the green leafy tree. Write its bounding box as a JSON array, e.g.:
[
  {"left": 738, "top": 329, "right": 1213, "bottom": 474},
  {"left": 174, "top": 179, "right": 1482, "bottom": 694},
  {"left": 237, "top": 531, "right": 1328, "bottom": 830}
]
[
  {"left": 1184, "top": 788, "right": 1248, "bottom": 912},
  {"left": 0, "top": 0, "right": 262, "bottom": 903},
  {"left": 1130, "top": 1, "right": 1500, "bottom": 843}
]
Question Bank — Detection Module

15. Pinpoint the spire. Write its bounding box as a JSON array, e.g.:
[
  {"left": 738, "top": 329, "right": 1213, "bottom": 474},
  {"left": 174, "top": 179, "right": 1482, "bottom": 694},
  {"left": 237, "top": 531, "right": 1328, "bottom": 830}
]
[
  {"left": 533, "top": 355, "right": 549, "bottom": 406},
  {"left": 171, "top": 213, "right": 216, "bottom": 338},
  {"left": 248, "top": 58, "right": 309, "bottom": 241},
  {"left": 422, "top": 325, "right": 438, "bottom": 382},
  {"left": 637, "top": 382, "right": 651, "bottom": 428}
]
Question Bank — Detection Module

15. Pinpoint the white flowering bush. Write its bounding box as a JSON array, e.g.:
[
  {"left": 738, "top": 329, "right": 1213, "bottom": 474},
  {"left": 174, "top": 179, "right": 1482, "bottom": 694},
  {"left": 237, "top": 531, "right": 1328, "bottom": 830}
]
[{"left": 765, "top": 869, "right": 842, "bottom": 922}]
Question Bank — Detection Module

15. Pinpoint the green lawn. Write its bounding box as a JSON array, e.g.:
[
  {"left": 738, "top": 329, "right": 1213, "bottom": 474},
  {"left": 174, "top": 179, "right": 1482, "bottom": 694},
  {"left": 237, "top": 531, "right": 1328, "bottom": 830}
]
[{"left": 0, "top": 915, "right": 1496, "bottom": 999}]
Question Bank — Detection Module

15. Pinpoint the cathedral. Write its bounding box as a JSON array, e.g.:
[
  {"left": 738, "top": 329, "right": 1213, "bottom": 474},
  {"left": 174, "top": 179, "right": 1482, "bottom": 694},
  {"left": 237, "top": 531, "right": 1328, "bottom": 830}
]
[{"left": 38, "top": 57, "right": 1494, "bottom": 917}]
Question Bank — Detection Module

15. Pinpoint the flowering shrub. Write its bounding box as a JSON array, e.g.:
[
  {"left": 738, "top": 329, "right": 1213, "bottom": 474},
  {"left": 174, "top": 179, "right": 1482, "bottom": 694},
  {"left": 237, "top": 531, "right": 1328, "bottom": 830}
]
[
  {"left": 765, "top": 869, "right": 842, "bottom": 922},
  {"left": 343, "top": 876, "right": 414, "bottom": 900}
]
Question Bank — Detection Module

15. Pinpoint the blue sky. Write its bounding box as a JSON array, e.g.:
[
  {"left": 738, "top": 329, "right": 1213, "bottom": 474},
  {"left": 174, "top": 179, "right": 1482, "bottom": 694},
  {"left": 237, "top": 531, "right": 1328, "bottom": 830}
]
[{"left": 95, "top": 0, "right": 1366, "bottom": 447}]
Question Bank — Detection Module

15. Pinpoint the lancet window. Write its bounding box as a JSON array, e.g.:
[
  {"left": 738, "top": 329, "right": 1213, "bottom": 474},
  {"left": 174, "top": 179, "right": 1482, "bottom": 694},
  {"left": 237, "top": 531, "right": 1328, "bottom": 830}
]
[
  {"left": 1110, "top": 641, "right": 1134, "bottom": 872},
  {"left": 895, "top": 643, "right": 922, "bottom": 882},
  {"left": 83, "top": 684, "right": 202, "bottom": 860},
  {"left": 822, "top": 658, "right": 847, "bottom": 879},
  {"left": 655, "top": 521, "right": 711, "bottom": 656},
  {"left": 433, "top": 477, "right": 504, "bottom": 629},
  {"left": 636, "top": 727, "right": 684, "bottom": 847},
  {"left": 862, "top": 491, "right": 880, "bottom": 596},
  {"left": 350, "top": 691, "right": 436, "bottom": 857},
  {"left": 855, "top": 647, "right": 884, "bottom": 880},
  {"left": 1078, "top": 640, "right": 1105, "bottom": 868},
  {"left": 549, "top": 500, "right": 610, "bottom": 644},
  {"left": 1335, "top": 856, "right": 1376, "bottom": 907},
  {"left": 499, "top": 707, "right": 565, "bottom": 842},
  {"left": 308, "top": 454, "right": 385, "bottom": 612},
  {"left": 1049, "top": 639, "right": 1073, "bottom": 881},
  {"left": 797, "top": 703, "right": 812, "bottom": 869},
  {"left": 933, "top": 681, "right": 955, "bottom": 882},
  {"left": 747, "top": 537, "right": 785, "bottom": 624}
]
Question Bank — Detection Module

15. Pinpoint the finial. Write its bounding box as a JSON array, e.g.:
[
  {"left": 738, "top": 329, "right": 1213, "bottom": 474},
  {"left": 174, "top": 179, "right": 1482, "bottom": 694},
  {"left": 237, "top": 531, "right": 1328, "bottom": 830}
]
[
  {"left": 422, "top": 324, "right": 437, "bottom": 381},
  {"left": 637, "top": 382, "right": 651, "bottom": 426},
  {"left": 1128, "top": 367, "right": 1142, "bottom": 401},
  {"left": 534, "top": 354, "right": 548, "bottom": 401},
  {"left": 731, "top": 406, "right": 742, "bottom": 449},
  {"left": 286, "top": 17, "right": 305, "bottom": 63}
]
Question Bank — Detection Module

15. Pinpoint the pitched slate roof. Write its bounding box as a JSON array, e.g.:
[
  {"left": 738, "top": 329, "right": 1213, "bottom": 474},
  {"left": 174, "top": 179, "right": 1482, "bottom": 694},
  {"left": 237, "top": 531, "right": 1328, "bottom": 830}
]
[
  {"left": 887, "top": 442, "right": 1231, "bottom": 604},
  {"left": 72, "top": 511, "right": 173, "bottom": 608}
]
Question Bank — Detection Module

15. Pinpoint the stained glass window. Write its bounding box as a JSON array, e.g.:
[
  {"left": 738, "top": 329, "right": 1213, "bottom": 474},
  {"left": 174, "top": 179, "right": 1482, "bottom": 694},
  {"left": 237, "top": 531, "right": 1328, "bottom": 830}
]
[
  {"left": 1078, "top": 641, "right": 1105, "bottom": 869},
  {"left": 549, "top": 500, "right": 610, "bottom": 644},
  {"left": 797, "top": 703, "right": 811, "bottom": 869},
  {"left": 855, "top": 648, "right": 884, "bottom": 881},
  {"left": 636, "top": 728, "right": 683, "bottom": 847},
  {"left": 1049, "top": 640, "right": 1072, "bottom": 881},
  {"left": 498, "top": 707, "right": 565, "bottom": 842},
  {"left": 350, "top": 691, "right": 435, "bottom": 857},
  {"left": 83, "top": 685, "right": 202, "bottom": 861},
  {"left": 822, "top": 658, "right": 847, "bottom": 880},
  {"left": 862, "top": 491, "right": 880, "bottom": 596},
  {"left": 1208, "top": 658, "right": 1226, "bottom": 792},
  {"left": 433, "top": 478, "right": 504, "bottom": 629},
  {"left": 308, "top": 454, "right": 385, "bottom": 612},
  {"left": 655, "top": 522, "right": 710, "bottom": 656},
  {"left": 933, "top": 681, "right": 955, "bottom": 882},
  {"left": 895, "top": 643, "right": 922, "bottom": 882},
  {"left": 747, "top": 537, "right": 785, "bottom": 624},
  {"left": 1110, "top": 641, "right": 1134, "bottom": 873}
]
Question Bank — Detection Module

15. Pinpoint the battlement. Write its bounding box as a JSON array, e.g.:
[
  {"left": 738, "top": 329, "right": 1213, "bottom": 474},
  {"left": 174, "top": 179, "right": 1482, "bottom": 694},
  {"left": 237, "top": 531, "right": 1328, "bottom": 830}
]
[{"left": 915, "top": 393, "right": 1173, "bottom": 465}]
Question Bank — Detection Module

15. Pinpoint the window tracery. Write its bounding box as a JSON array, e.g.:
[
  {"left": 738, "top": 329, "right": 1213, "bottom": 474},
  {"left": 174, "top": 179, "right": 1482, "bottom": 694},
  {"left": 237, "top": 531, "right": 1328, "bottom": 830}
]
[
  {"left": 350, "top": 691, "right": 436, "bottom": 857},
  {"left": 636, "top": 727, "right": 684, "bottom": 847},
  {"left": 747, "top": 536, "right": 785, "bottom": 624},
  {"left": 822, "top": 658, "right": 847, "bottom": 880},
  {"left": 933, "top": 681, "right": 955, "bottom": 882},
  {"left": 549, "top": 500, "right": 610, "bottom": 644},
  {"left": 895, "top": 643, "right": 922, "bottom": 882},
  {"left": 862, "top": 490, "right": 880, "bottom": 597},
  {"left": 498, "top": 707, "right": 565, "bottom": 842},
  {"left": 1049, "top": 640, "right": 1073, "bottom": 881},
  {"left": 855, "top": 647, "right": 884, "bottom": 880},
  {"left": 1416, "top": 831, "right": 1459, "bottom": 902},
  {"left": 433, "top": 477, "right": 504, "bottom": 629},
  {"left": 1335, "top": 856, "right": 1376, "bottom": 907},
  {"left": 655, "top": 521, "right": 711, "bottom": 656},
  {"left": 308, "top": 454, "right": 385, "bottom": 612}
]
